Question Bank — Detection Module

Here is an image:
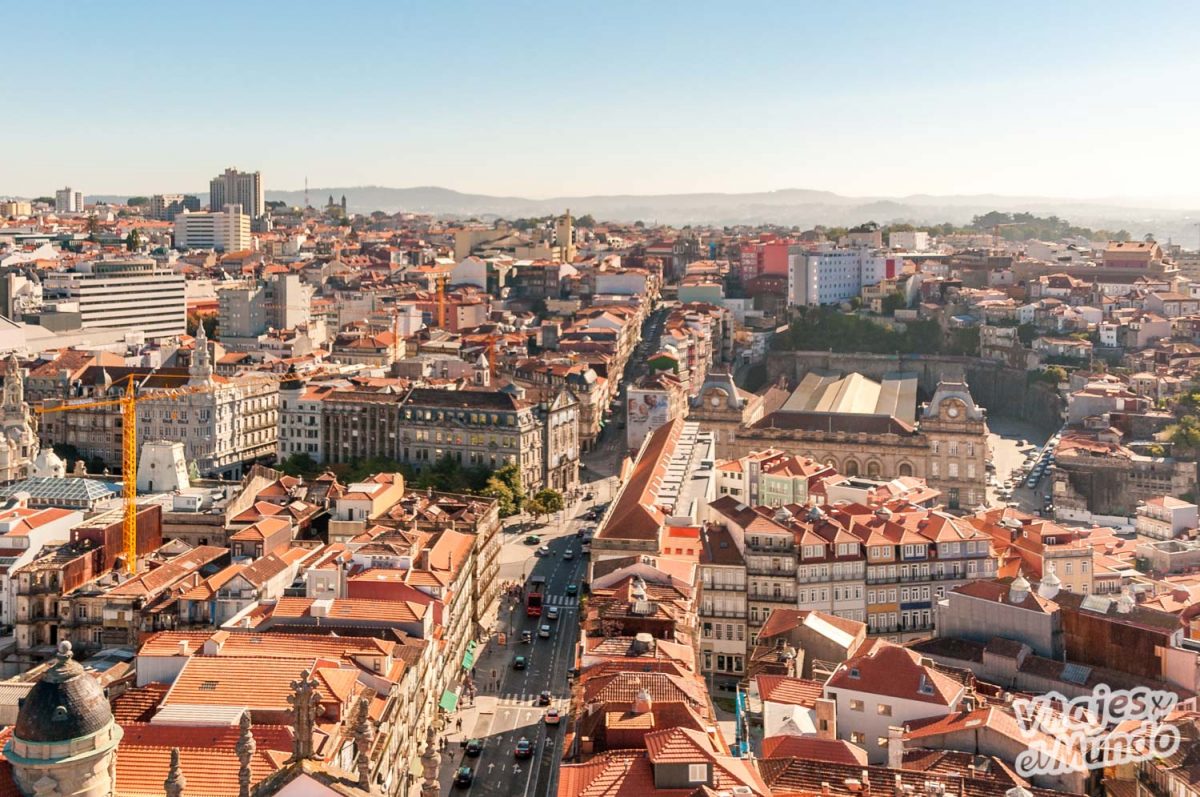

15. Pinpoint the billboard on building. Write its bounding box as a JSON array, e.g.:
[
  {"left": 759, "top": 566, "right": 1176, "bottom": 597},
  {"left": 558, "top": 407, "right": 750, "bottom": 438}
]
[{"left": 626, "top": 389, "right": 672, "bottom": 450}]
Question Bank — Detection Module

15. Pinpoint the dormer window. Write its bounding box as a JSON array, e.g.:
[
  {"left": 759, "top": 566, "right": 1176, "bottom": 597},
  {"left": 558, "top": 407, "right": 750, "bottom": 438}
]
[
  {"left": 849, "top": 667, "right": 860, "bottom": 679},
  {"left": 687, "top": 763, "right": 707, "bottom": 783}
]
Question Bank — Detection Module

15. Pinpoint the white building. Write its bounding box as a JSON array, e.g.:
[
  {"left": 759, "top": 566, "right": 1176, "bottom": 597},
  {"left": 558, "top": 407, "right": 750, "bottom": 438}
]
[
  {"left": 887, "top": 231, "right": 930, "bottom": 252},
  {"left": 824, "top": 641, "right": 965, "bottom": 763},
  {"left": 137, "top": 324, "right": 278, "bottom": 479},
  {"left": 54, "top": 188, "right": 82, "bottom": 214},
  {"left": 1136, "top": 496, "right": 1199, "bottom": 540},
  {"left": 278, "top": 373, "right": 330, "bottom": 462},
  {"left": 41, "top": 258, "right": 186, "bottom": 339},
  {"left": 174, "top": 205, "right": 251, "bottom": 252},
  {"left": 0, "top": 501, "right": 82, "bottom": 625},
  {"left": 209, "top": 167, "right": 264, "bottom": 219},
  {"left": 0, "top": 357, "right": 38, "bottom": 483},
  {"left": 788, "top": 246, "right": 895, "bottom": 306}
]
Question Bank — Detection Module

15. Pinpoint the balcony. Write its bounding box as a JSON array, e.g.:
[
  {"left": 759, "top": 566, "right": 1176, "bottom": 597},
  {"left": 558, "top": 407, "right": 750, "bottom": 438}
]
[
  {"left": 700, "top": 608, "right": 747, "bottom": 619},
  {"left": 750, "top": 593, "right": 797, "bottom": 604},
  {"left": 746, "top": 566, "right": 795, "bottom": 577}
]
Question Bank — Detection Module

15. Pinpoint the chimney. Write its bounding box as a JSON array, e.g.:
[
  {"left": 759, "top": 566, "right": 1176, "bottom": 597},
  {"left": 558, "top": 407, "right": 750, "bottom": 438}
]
[
  {"left": 887, "top": 725, "right": 904, "bottom": 770},
  {"left": 633, "top": 689, "right": 653, "bottom": 714},
  {"left": 862, "top": 770, "right": 871, "bottom": 797},
  {"left": 815, "top": 697, "right": 837, "bottom": 740},
  {"left": 178, "top": 639, "right": 190, "bottom": 656},
  {"left": 894, "top": 775, "right": 904, "bottom": 797},
  {"left": 822, "top": 783, "right": 832, "bottom": 797}
]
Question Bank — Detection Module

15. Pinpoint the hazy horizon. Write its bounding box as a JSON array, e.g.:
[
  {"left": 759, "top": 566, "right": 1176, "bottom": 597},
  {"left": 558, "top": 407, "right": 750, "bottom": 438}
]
[{"left": 6, "top": 0, "right": 1200, "bottom": 202}]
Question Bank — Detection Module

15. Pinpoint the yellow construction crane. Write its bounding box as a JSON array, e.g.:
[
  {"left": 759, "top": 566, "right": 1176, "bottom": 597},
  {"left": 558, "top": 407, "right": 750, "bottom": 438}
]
[{"left": 35, "top": 365, "right": 326, "bottom": 576}]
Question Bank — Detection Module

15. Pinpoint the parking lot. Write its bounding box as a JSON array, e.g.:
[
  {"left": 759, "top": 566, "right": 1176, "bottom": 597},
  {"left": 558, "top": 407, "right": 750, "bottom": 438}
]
[{"left": 986, "top": 417, "right": 1053, "bottom": 514}]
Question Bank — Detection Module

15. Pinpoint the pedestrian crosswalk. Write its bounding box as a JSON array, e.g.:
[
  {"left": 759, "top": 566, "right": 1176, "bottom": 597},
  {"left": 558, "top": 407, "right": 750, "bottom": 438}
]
[
  {"left": 543, "top": 595, "right": 578, "bottom": 607},
  {"left": 497, "top": 692, "right": 567, "bottom": 706}
]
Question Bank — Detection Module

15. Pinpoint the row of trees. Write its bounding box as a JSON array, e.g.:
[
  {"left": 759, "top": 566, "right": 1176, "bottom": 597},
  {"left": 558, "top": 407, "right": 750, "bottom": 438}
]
[
  {"left": 811, "top": 213, "right": 1132, "bottom": 244},
  {"left": 277, "top": 452, "right": 563, "bottom": 520}
]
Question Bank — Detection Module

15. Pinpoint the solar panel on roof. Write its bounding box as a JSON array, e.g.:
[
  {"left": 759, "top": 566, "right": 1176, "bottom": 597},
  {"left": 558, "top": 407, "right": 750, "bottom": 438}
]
[
  {"left": 1079, "top": 595, "right": 1112, "bottom": 614},
  {"left": 1061, "top": 663, "right": 1092, "bottom": 685}
]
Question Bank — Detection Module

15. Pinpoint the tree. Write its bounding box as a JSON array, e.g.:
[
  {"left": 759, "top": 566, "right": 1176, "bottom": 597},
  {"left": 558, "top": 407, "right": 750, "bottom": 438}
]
[
  {"left": 1042, "top": 365, "right": 1068, "bottom": 384},
  {"left": 482, "top": 477, "right": 517, "bottom": 517},
  {"left": 881, "top": 291, "right": 907, "bottom": 315},
  {"left": 493, "top": 463, "right": 526, "bottom": 508},
  {"left": 525, "top": 496, "right": 549, "bottom": 524},
  {"left": 187, "top": 311, "right": 218, "bottom": 339},
  {"left": 32, "top": 196, "right": 54, "bottom": 205},
  {"left": 1017, "top": 323, "right": 1038, "bottom": 346},
  {"left": 125, "top": 228, "right": 143, "bottom": 251},
  {"left": 574, "top": 214, "right": 596, "bottom": 228},
  {"left": 533, "top": 489, "right": 564, "bottom": 514},
  {"left": 1172, "top": 415, "right": 1200, "bottom": 451},
  {"left": 85, "top": 214, "right": 101, "bottom": 241},
  {"left": 126, "top": 196, "right": 149, "bottom": 207},
  {"left": 279, "top": 452, "right": 321, "bottom": 478}
]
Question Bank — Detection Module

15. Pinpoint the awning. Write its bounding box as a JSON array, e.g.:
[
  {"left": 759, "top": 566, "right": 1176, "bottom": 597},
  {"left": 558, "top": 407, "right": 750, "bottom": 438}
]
[
  {"left": 439, "top": 688, "right": 460, "bottom": 712},
  {"left": 461, "top": 640, "right": 478, "bottom": 670}
]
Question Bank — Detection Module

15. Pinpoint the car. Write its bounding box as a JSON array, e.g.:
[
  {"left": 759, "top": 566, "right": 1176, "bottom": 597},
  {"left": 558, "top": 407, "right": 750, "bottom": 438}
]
[
  {"left": 584, "top": 492, "right": 595, "bottom": 501},
  {"left": 537, "top": 690, "right": 552, "bottom": 706},
  {"left": 539, "top": 624, "right": 551, "bottom": 638},
  {"left": 564, "top": 550, "right": 575, "bottom": 560},
  {"left": 514, "top": 655, "right": 527, "bottom": 670},
  {"left": 566, "top": 583, "right": 578, "bottom": 596},
  {"left": 515, "top": 738, "right": 533, "bottom": 758},
  {"left": 520, "top": 630, "right": 532, "bottom": 644},
  {"left": 536, "top": 545, "right": 551, "bottom": 557},
  {"left": 524, "top": 535, "right": 541, "bottom": 545},
  {"left": 465, "top": 738, "right": 484, "bottom": 757},
  {"left": 545, "top": 708, "right": 561, "bottom": 725},
  {"left": 546, "top": 606, "right": 560, "bottom": 620},
  {"left": 454, "top": 767, "right": 474, "bottom": 787}
]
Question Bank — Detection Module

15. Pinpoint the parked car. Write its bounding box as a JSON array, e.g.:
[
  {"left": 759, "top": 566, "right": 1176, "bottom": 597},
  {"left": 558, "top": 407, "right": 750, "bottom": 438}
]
[
  {"left": 465, "top": 739, "right": 483, "bottom": 757},
  {"left": 524, "top": 535, "right": 541, "bottom": 545},
  {"left": 454, "top": 767, "right": 473, "bottom": 787},
  {"left": 515, "top": 738, "right": 533, "bottom": 758},
  {"left": 514, "top": 655, "right": 527, "bottom": 670}
]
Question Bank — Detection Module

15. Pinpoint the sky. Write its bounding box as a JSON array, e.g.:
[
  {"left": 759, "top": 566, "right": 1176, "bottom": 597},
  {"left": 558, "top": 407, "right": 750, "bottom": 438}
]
[{"left": 6, "top": 0, "right": 1200, "bottom": 202}]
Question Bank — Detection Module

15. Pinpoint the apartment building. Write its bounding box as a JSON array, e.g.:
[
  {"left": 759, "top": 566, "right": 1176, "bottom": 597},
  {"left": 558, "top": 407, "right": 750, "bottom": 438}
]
[
  {"left": 209, "top": 167, "right": 264, "bottom": 219},
  {"left": 174, "top": 204, "right": 251, "bottom": 251},
  {"left": 217, "top": 273, "right": 311, "bottom": 344},
  {"left": 788, "top": 245, "right": 896, "bottom": 306},
  {"left": 149, "top": 193, "right": 200, "bottom": 221},
  {"left": 41, "top": 257, "right": 186, "bottom": 339},
  {"left": 698, "top": 522, "right": 748, "bottom": 678},
  {"left": 1135, "top": 495, "right": 1198, "bottom": 540},
  {"left": 54, "top": 187, "right": 82, "bottom": 214}
]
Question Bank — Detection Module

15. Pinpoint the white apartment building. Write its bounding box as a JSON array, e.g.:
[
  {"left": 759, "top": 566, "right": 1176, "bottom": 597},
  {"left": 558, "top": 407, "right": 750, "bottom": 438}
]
[
  {"left": 787, "top": 245, "right": 895, "bottom": 306},
  {"left": 137, "top": 324, "right": 278, "bottom": 479},
  {"left": 1135, "top": 495, "right": 1199, "bottom": 540},
  {"left": 209, "top": 167, "right": 264, "bottom": 219},
  {"left": 41, "top": 258, "right": 186, "bottom": 338},
  {"left": 278, "top": 375, "right": 330, "bottom": 462},
  {"left": 887, "top": 231, "right": 930, "bottom": 252},
  {"left": 174, "top": 205, "right": 251, "bottom": 252},
  {"left": 54, "top": 188, "right": 83, "bottom": 214}
]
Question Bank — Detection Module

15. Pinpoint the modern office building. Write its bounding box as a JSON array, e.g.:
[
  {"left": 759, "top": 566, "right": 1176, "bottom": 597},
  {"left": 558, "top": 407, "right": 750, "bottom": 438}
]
[
  {"left": 209, "top": 167, "right": 264, "bottom": 219},
  {"left": 174, "top": 204, "right": 251, "bottom": 251},
  {"left": 41, "top": 257, "right": 186, "bottom": 338},
  {"left": 54, "top": 188, "right": 83, "bottom": 214}
]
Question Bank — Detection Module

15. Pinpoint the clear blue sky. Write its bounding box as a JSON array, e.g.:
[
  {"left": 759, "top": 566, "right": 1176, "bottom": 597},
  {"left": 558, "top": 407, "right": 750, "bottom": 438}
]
[{"left": 7, "top": 0, "right": 1200, "bottom": 201}]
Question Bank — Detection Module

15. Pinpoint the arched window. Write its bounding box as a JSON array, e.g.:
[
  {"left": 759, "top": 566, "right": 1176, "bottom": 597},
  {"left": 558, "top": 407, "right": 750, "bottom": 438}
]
[
  {"left": 866, "top": 460, "right": 882, "bottom": 478},
  {"left": 898, "top": 462, "right": 914, "bottom": 477},
  {"left": 844, "top": 459, "right": 860, "bottom": 477}
]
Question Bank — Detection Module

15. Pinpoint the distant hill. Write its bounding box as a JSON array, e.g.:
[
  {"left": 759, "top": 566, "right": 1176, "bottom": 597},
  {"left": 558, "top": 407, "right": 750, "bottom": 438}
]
[{"left": 83, "top": 186, "right": 1200, "bottom": 242}]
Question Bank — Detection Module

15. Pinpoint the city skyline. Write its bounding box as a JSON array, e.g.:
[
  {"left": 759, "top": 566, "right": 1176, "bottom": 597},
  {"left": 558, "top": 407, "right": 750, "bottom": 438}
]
[{"left": 6, "top": 0, "right": 1200, "bottom": 203}]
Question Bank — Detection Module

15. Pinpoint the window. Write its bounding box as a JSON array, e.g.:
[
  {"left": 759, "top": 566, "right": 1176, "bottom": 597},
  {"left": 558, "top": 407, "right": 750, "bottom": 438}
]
[
  {"left": 850, "top": 699, "right": 864, "bottom": 712},
  {"left": 878, "top": 737, "right": 890, "bottom": 749},
  {"left": 877, "top": 703, "right": 892, "bottom": 716},
  {"left": 850, "top": 732, "right": 865, "bottom": 744},
  {"left": 688, "top": 764, "right": 707, "bottom": 783}
]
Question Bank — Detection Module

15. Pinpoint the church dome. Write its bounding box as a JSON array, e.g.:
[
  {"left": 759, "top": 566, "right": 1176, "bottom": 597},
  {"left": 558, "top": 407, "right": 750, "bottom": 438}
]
[{"left": 14, "top": 642, "right": 113, "bottom": 743}]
